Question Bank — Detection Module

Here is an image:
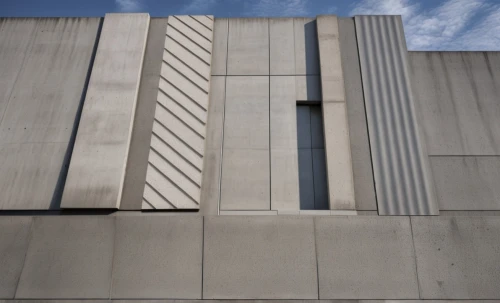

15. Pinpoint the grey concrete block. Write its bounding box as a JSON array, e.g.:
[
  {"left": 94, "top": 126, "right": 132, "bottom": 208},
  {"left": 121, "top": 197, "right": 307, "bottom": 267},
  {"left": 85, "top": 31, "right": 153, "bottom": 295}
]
[
  {"left": 16, "top": 217, "right": 114, "bottom": 298},
  {"left": 298, "top": 148, "right": 315, "bottom": 210},
  {"left": 211, "top": 18, "right": 228, "bottom": 75},
  {"left": 111, "top": 216, "right": 202, "bottom": 299},
  {"left": 294, "top": 18, "right": 320, "bottom": 75},
  {"left": 413, "top": 216, "right": 500, "bottom": 299},
  {"left": 312, "top": 149, "right": 328, "bottom": 210},
  {"left": 203, "top": 216, "right": 318, "bottom": 299},
  {"left": 295, "top": 75, "right": 321, "bottom": 101},
  {"left": 270, "top": 18, "right": 295, "bottom": 75},
  {"left": 0, "top": 217, "right": 32, "bottom": 298},
  {"left": 297, "top": 105, "right": 312, "bottom": 149},
  {"left": 430, "top": 156, "right": 500, "bottom": 210},
  {"left": 310, "top": 106, "right": 324, "bottom": 149},
  {"left": 220, "top": 148, "right": 270, "bottom": 210},
  {"left": 227, "top": 18, "right": 269, "bottom": 75},
  {"left": 316, "top": 217, "right": 419, "bottom": 299}
]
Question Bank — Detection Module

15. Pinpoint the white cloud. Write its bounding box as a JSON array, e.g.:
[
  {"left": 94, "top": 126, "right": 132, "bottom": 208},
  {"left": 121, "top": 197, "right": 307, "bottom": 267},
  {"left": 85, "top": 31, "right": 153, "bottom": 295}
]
[
  {"left": 350, "top": 0, "right": 500, "bottom": 50},
  {"left": 115, "top": 0, "right": 142, "bottom": 12},
  {"left": 181, "top": 0, "right": 218, "bottom": 14},
  {"left": 248, "top": 0, "right": 310, "bottom": 17}
]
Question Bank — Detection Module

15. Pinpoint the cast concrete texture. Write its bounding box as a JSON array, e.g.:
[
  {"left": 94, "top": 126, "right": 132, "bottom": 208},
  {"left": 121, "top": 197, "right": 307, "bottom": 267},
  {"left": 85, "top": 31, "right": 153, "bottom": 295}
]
[
  {"left": 0, "top": 18, "right": 100, "bottom": 209},
  {"left": 294, "top": 18, "right": 320, "bottom": 75},
  {"left": 142, "top": 15, "right": 214, "bottom": 210},
  {"left": 203, "top": 216, "right": 318, "bottom": 299},
  {"left": 0, "top": 217, "right": 32, "bottom": 298},
  {"left": 410, "top": 52, "right": 500, "bottom": 156},
  {"left": 120, "top": 18, "right": 168, "bottom": 210},
  {"left": 227, "top": 18, "right": 269, "bottom": 75},
  {"left": 62, "top": 14, "right": 150, "bottom": 209},
  {"left": 338, "top": 17, "right": 377, "bottom": 211},
  {"left": 355, "top": 16, "right": 438, "bottom": 215},
  {"left": 317, "top": 15, "right": 356, "bottom": 210},
  {"left": 111, "top": 216, "right": 202, "bottom": 299},
  {"left": 270, "top": 18, "right": 295, "bottom": 75},
  {"left": 412, "top": 216, "right": 500, "bottom": 299},
  {"left": 316, "top": 217, "right": 419, "bottom": 299},
  {"left": 16, "top": 217, "right": 114, "bottom": 299},
  {"left": 430, "top": 156, "right": 500, "bottom": 210},
  {"left": 211, "top": 18, "right": 228, "bottom": 75}
]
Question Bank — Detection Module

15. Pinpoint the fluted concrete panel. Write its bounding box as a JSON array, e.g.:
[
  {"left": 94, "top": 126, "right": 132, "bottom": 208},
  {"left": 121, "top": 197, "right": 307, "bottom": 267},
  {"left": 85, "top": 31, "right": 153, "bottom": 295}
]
[
  {"left": 355, "top": 15, "right": 438, "bottom": 215},
  {"left": 62, "top": 14, "right": 149, "bottom": 209},
  {"left": 142, "top": 15, "right": 213, "bottom": 210}
]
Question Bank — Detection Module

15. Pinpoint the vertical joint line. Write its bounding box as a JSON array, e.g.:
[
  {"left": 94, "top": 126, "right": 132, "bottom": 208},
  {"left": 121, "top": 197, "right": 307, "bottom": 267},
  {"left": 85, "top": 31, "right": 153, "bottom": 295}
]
[
  {"left": 409, "top": 216, "right": 422, "bottom": 299},
  {"left": 268, "top": 18, "right": 271, "bottom": 211},
  {"left": 313, "top": 218, "right": 320, "bottom": 299}
]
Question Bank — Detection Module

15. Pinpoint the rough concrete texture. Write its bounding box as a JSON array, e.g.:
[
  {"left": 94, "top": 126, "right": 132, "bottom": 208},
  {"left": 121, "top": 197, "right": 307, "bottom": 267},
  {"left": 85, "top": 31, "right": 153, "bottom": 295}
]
[
  {"left": 270, "top": 18, "right": 295, "bottom": 75},
  {"left": 413, "top": 216, "right": 500, "bottom": 299},
  {"left": 0, "top": 217, "right": 32, "bottom": 298},
  {"left": 0, "top": 18, "right": 100, "bottom": 209},
  {"left": 62, "top": 14, "right": 150, "bottom": 209},
  {"left": 316, "top": 217, "right": 419, "bottom": 299},
  {"left": 203, "top": 216, "right": 318, "bottom": 299},
  {"left": 410, "top": 52, "right": 500, "bottom": 156},
  {"left": 111, "top": 216, "right": 202, "bottom": 299},
  {"left": 430, "top": 156, "right": 500, "bottom": 210},
  {"left": 16, "top": 217, "right": 114, "bottom": 299}
]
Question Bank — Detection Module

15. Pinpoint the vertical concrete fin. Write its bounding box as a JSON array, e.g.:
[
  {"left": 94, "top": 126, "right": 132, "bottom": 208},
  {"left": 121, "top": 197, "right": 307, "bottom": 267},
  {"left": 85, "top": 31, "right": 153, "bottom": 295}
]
[
  {"left": 355, "top": 15, "right": 439, "bottom": 215},
  {"left": 61, "top": 13, "right": 150, "bottom": 209},
  {"left": 316, "top": 15, "right": 356, "bottom": 210},
  {"left": 142, "top": 15, "right": 214, "bottom": 210}
]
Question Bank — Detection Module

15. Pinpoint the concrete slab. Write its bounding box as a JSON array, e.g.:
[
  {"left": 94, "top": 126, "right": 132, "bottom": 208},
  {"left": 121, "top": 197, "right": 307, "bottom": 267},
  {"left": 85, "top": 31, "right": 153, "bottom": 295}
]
[
  {"left": 312, "top": 149, "right": 328, "bottom": 210},
  {"left": 0, "top": 217, "right": 32, "bottom": 298},
  {"left": 224, "top": 76, "right": 269, "bottom": 149},
  {"left": 220, "top": 148, "right": 270, "bottom": 210},
  {"left": 16, "top": 217, "right": 114, "bottom": 299},
  {"left": 62, "top": 14, "right": 150, "bottom": 209},
  {"left": 271, "top": 149, "right": 300, "bottom": 211},
  {"left": 227, "top": 18, "right": 269, "bottom": 75},
  {"left": 271, "top": 76, "right": 297, "bottom": 150},
  {"left": 203, "top": 216, "right": 318, "bottom": 299},
  {"left": 297, "top": 105, "right": 312, "bottom": 149},
  {"left": 295, "top": 75, "right": 321, "bottom": 101},
  {"left": 338, "top": 17, "right": 376, "bottom": 211},
  {"left": 298, "top": 148, "right": 315, "bottom": 210},
  {"left": 316, "top": 217, "right": 419, "bottom": 299},
  {"left": 310, "top": 106, "right": 324, "bottom": 149},
  {"left": 412, "top": 216, "right": 500, "bottom": 299},
  {"left": 211, "top": 18, "right": 228, "bottom": 75},
  {"left": 111, "top": 216, "right": 202, "bottom": 299},
  {"left": 430, "top": 156, "right": 500, "bottom": 210},
  {"left": 270, "top": 18, "right": 295, "bottom": 75},
  {"left": 294, "top": 18, "right": 320, "bottom": 75}
]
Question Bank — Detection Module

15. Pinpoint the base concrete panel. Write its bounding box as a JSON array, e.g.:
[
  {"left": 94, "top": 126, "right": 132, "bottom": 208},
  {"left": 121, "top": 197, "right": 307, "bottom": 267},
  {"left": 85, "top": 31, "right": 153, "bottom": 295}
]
[
  {"left": 203, "top": 216, "right": 318, "bottom": 299},
  {"left": 412, "top": 216, "right": 500, "bottom": 299},
  {"left": 316, "top": 217, "right": 419, "bottom": 299},
  {"left": 16, "top": 217, "right": 114, "bottom": 299},
  {"left": 111, "top": 217, "right": 202, "bottom": 299}
]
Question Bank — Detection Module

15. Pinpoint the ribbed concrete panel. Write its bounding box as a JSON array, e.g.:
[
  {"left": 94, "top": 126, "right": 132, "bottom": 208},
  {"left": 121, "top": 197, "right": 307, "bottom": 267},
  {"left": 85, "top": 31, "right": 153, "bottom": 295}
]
[
  {"left": 142, "top": 15, "right": 214, "bottom": 210},
  {"left": 61, "top": 14, "right": 149, "bottom": 209},
  {"left": 355, "top": 15, "right": 438, "bottom": 215}
]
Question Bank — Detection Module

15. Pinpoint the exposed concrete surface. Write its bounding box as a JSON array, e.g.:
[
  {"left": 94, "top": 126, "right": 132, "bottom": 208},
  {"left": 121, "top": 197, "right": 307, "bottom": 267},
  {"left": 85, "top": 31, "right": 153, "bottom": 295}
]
[
  {"left": 211, "top": 18, "right": 228, "bottom": 75},
  {"left": 16, "top": 217, "right": 114, "bottom": 299},
  {"left": 295, "top": 75, "right": 322, "bottom": 101},
  {"left": 111, "top": 217, "right": 202, "bottom": 299},
  {"left": 270, "top": 18, "right": 295, "bottom": 75},
  {"left": 203, "top": 216, "right": 318, "bottom": 299},
  {"left": 0, "top": 18, "right": 100, "bottom": 209},
  {"left": 412, "top": 216, "right": 500, "bottom": 299},
  {"left": 62, "top": 14, "right": 150, "bottom": 209},
  {"left": 316, "top": 217, "right": 419, "bottom": 299},
  {"left": 294, "top": 18, "right": 320, "bottom": 75},
  {"left": 410, "top": 52, "right": 500, "bottom": 156}
]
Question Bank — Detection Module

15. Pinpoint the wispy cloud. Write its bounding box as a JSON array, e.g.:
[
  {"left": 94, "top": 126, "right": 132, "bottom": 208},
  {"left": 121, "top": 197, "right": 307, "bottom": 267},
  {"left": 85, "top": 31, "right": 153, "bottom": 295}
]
[
  {"left": 181, "top": 0, "right": 218, "bottom": 14},
  {"left": 248, "top": 0, "right": 310, "bottom": 17},
  {"left": 115, "top": 0, "right": 143, "bottom": 12},
  {"left": 350, "top": 0, "right": 500, "bottom": 50}
]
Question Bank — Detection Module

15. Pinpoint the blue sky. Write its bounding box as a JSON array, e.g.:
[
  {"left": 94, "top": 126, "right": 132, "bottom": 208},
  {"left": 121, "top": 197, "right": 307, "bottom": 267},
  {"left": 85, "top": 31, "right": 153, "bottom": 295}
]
[{"left": 1, "top": 0, "right": 499, "bottom": 50}]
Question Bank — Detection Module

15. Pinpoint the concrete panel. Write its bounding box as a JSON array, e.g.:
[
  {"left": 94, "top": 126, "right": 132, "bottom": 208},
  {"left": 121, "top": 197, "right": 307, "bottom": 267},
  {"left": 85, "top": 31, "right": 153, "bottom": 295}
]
[
  {"left": 120, "top": 18, "right": 167, "bottom": 210},
  {"left": 322, "top": 102, "right": 356, "bottom": 210},
  {"left": 312, "top": 149, "right": 329, "bottom": 210},
  {"left": 16, "top": 217, "right": 114, "bottom": 299},
  {"left": 211, "top": 18, "right": 228, "bottom": 75},
  {"left": 270, "top": 18, "right": 295, "bottom": 75},
  {"left": 0, "top": 217, "right": 32, "bottom": 298},
  {"left": 310, "top": 106, "right": 324, "bottom": 149},
  {"left": 338, "top": 17, "right": 376, "bottom": 211},
  {"left": 412, "top": 216, "right": 500, "bottom": 299},
  {"left": 224, "top": 76, "right": 269, "bottom": 149},
  {"left": 62, "top": 14, "right": 150, "bottom": 209},
  {"left": 227, "top": 18, "right": 269, "bottom": 75},
  {"left": 295, "top": 75, "right": 321, "bottom": 101},
  {"left": 294, "top": 18, "right": 320, "bottom": 75},
  {"left": 271, "top": 149, "right": 300, "bottom": 211},
  {"left": 298, "top": 148, "right": 315, "bottom": 210},
  {"left": 220, "top": 149, "right": 270, "bottom": 210},
  {"left": 430, "top": 156, "right": 500, "bottom": 210},
  {"left": 355, "top": 16, "right": 438, "bottom": 215},
  {"left": 410, "top": 52, "right": 500, "bottom": 155},
  {"left": 111, "top": 216, "right": 202, "bottom": 299},
  {"left": 0, "top": 18, "right": 100, "bottom": 210},
  {"left": 203, "top": 216, "right": 318, "bottom": 299},
  {"left": 316, "top": 217, "right": 419, "bottom": 299},
  {"left": 297, "top": 105, "right": 312, "bottom": 149}
]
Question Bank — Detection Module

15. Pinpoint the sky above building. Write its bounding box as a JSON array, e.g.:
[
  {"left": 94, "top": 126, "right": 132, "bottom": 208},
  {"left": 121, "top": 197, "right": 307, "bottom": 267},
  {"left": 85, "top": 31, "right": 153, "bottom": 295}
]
[{"left": 1, "top": 0, "right": 499, "bottom": 51}]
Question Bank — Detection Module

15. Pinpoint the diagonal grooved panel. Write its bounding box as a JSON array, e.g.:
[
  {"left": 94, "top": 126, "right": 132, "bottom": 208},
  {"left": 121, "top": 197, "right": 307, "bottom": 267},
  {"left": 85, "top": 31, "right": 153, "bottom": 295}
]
[{"left": 143, "top": 15, "right": 213, "bottom": 210}]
